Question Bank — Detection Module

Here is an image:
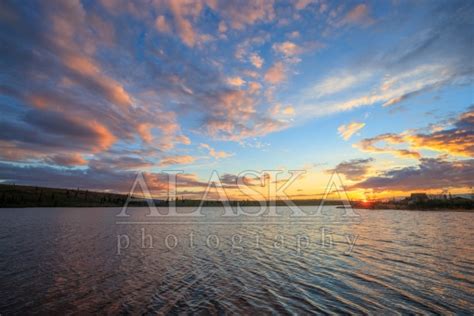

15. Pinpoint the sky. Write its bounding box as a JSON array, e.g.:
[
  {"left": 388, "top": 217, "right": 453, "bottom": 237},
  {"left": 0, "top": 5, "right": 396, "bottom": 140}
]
[{"left": 0, "top": 0, "right": 473, "bottom": 200}]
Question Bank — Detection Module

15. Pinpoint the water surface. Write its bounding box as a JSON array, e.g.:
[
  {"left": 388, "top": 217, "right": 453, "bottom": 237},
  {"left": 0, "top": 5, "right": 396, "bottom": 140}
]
[{"left": 1, "top": 207, "right": 473, "bottom": 314}]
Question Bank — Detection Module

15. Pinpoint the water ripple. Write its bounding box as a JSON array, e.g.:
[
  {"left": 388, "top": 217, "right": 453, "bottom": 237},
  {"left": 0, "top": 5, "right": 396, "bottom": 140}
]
[{"left": 1, "top": 207, "right": 474, "bottom": 314}]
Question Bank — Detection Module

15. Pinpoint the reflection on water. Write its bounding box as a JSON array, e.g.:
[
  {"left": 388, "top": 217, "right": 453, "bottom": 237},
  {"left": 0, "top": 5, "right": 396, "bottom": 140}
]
[{"left": 0, "top": 207, "right": 473, "bottom": 314}]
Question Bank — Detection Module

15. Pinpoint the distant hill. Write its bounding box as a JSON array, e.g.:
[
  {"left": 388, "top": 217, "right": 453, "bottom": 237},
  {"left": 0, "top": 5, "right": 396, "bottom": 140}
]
[
  {"left": 0, "top": 184, "right": 130, "bottom": 207},
  {"left": 0, "top": 184, "right": 345, "bottom": 208}
]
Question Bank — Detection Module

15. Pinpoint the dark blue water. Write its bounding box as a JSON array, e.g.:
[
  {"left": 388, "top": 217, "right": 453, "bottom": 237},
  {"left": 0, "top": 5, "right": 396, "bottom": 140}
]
[{"left": 1, "top": 207, "right": 473, "bottom": 314}]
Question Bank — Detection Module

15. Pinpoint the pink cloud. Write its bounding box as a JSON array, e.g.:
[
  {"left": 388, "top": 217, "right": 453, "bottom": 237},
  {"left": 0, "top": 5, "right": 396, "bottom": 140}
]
[
  {"left": 46, "top": 153, "right": 88, "bottom": 166},
  {"left": 339, "top": 4, "right": 374, "bottom": 27},
  {"left": 264, "top": 62, "right": 286, "bottom": 84},
  {"left": 249, "top": 53, "right": 264, "bottom": 68},
  {"left": 155, "top": 15, "right": 171, "bottom": 33},
  {"left": 200, "top": 143, "right": 233, "bottom": 159},
  {"left": 217, "top": 0, "right": 275, "bottom": 30},
  {"left": 272, "top": 41, "right": 303, "bottom": 57},
  {"left": 62, "top": 54, "right": 133, "bottom": 108}
]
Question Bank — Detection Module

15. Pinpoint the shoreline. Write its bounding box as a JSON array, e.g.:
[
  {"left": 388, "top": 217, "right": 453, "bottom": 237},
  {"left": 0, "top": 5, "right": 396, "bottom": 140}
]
[
  {"left": 1, "top": 206, "right": 473, "bottom": 212},
  {"left": 353, "top": 207, "right": 474, "bottom": 213},
  {"left": 2, "top": 184, "right": 473, "bottom": 211}
]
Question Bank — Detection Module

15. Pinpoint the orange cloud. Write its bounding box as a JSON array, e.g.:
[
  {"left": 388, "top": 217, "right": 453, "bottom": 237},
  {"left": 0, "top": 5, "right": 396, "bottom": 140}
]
[
  {"left": 338, "top": 122, "right": 365, "bottom": 140},
  {"left": 63, "top": 55, "right": 99, "bottom": 76},
  {"left": 86, "top": 120, "right": 117, "bottom": 152},
  {"left": 356, "top": 107, "right": 474, "bottom": 158},
  {"left": 282, "top": 106, "right": 295, "bottom": 115},
  {"left": 159, "top": 155, "right": 196, "bottom": 166},
  {"left": 355, "top": 134, "right": 421, "bottom": 159},
  {"left": 405, "top": 131, "right": 474, "bottom": 158}
]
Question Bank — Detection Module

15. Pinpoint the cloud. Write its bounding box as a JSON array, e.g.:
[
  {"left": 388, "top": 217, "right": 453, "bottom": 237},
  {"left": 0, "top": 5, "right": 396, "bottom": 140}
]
[
  {"left": 355, "top": 133, "right": 421, "bottom": 159},
  {"left": 327, "top": 158, "right": 374, "bottom": 181},
  {"left": 1, "top": 0, "right": 472, "bottom": 194},
  {"left": 176, "top": 135, "right": 191, "bottom": 145},
  {"left": 351, "top": 158, "right": 474, "bottom": 192},
  {"left": 272, "top": 41, "right": 303, "bottom": 57},
  {"left": 159, "top": 155, "right": 196, "bottom": 166},
  {"left": 137, "top": 123, "right": 154, "bottom": 143},
  {"left": 204, "top": 116, "right": 287, "bottom": 141},
  {"left": 306, "top": 71, "right": 370, "bottom": 99},
  {"left": 219, "top": 173, "right": 260, "bottom": 188},
  {"left": 403, "top": 108, "right": 474, "bottom": 157},
  {"left": 282, "top": 106, "right": 295, "bottom": 115},
  {"left": 89, "top": 155, "right": 154, "bottom": 171},
  {"left": 199, "top": 88, "right": 288, "bottom": 141},
  {"left": 200, "top": 143, "right": 233, "bottom": 159},
  {"left": 0, "top": 160, "right": 265, "bottom": 198},
  {"left": 28, "top": 111, "right": 116, "bottom": 152},
  {"left": 379, "top": 64, "right": 452, "bottom": 107},
  {"left": 155, "top": 15, "right": 171, "bottom": 33},
  {"left": 98, "top": 0, "right": 145, "bottom": 17},
  {"left": 248, "top": 82, "right": 262, "bottom": 94},
  {"left": 0, "top": 109, "right": 117, "bottom": 160},
  {"left": 165, "top": 0, "right": 205, "bottom": 47},
  {"left": 355, "top": 107, "right": 474, "bottom": 158},
  {"left": 338, "top": 122, "right": 365, "bottom": 141},
  {"left": 271, "top": 104, "right": 295, "bottom": 117},
  {"left": 249, "top": 53, "right": 264, "bottom": 68},
  {"left": 227, "top": 76, "right": 246, "bottom": 87},
  {"left": 264, "top": 62, "right": 286, "bottom": 84},
  {"left": 99, "top": 0, "right": 275, "bottom": 46},
  {"left": 338, "top": 4, "right": 374, "bottom": 27},
  {"left": 218, "top": 21, "right": 227, "bottom": 33},
  {"left": 46, "top": 153, "right": 88, "bottom": 166},
  {"left": 294, "top": 0, "right": 314, "bottom": 10},
  {"left": 298, "top": 1, "right": 474, "bottom": 119},
  {"left": 0, "top": 162, "right": 211, "bottom": 194},
  {"left": 62, "top": 54, "right": 133, "bottom": 109},
  {"left": 0, "top": 0, "right": 215, "bottom": 171},
  {"left": 288, "top": 31, "right": 300, "bottom": 39},
  {"left": 0, "top": 162, "right": 137, "bottom": 192},
  {"left": 216, "top": 0, "right": 275, "bottom": 30},
  {"left": 299, "top": 62, "right": 470, "bottom": 118}
]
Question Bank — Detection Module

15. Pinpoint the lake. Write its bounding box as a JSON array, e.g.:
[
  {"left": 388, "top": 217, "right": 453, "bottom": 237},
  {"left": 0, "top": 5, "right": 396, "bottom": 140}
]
[{"left": 1, "top": 206, "right": 473, "bottom": 314}]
